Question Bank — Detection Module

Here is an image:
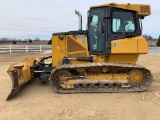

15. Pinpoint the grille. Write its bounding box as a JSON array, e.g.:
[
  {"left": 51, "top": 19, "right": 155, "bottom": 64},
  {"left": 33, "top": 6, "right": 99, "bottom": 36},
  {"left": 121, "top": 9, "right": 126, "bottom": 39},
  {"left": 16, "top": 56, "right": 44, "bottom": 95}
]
[
  {"left": 67, "top": 36, "right": 86, "bottom": 52},
  {"left": 140, "top": 6, "right": 150, "bottom": 13}
]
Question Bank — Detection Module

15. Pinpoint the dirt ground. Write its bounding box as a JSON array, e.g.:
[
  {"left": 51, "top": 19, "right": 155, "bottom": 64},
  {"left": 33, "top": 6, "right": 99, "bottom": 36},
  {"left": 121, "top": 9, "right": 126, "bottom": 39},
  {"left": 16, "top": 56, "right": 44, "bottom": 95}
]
[{"left": 0, "top": 53, "right": 160, "bottom": 120}]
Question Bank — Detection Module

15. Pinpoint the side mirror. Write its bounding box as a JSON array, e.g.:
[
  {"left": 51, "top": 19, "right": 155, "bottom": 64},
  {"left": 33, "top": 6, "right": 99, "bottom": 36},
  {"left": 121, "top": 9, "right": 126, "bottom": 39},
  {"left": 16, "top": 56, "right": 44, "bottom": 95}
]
[{"left": 140, "top": 16, "right": 144, "bottom": 19}]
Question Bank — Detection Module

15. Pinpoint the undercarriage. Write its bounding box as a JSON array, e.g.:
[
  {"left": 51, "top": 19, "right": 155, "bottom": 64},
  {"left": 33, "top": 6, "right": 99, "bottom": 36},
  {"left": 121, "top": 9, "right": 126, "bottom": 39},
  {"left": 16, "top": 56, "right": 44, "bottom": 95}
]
[{"left": 50, "top": 63, "right": 152, "bottom": 93}]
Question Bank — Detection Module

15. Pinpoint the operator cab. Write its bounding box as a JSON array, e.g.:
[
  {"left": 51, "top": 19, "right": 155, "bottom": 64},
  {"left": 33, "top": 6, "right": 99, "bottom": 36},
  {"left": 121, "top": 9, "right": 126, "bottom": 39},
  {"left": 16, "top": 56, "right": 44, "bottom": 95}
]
[{"left": 87, "top": 3, "right": 150, "bottom": 54}]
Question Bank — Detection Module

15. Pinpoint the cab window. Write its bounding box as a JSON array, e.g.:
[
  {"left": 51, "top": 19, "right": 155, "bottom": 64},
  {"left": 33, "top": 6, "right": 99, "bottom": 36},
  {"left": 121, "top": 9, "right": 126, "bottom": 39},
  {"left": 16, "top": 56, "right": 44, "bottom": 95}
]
[{"left": 112, "top": 11, "right": 135, "bottom": 33}]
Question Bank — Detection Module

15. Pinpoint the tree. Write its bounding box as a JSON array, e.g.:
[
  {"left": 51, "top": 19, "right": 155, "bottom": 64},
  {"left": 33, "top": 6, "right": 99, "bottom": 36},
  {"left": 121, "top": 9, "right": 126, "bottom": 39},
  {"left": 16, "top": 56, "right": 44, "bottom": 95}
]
[
  {"left": 29, "top": 39, "right": 32, "bottom": 43},
  {"left": 34, "top": 37, "right": 40, "bottom": 41},
  {"left": 18, "top": 39, "right": 22, "bottom": 42},
  {"left": 48, "top": 39, "right": 52, "bottom": 45},
  {"left": 143, "top": 34, "right": 153, "bottom": 41},
  {"left": 12, "top": 41, "right": 16, "bottom": 44},
  {"left": 156, "top": 35, "right": 160, "bottom": 46}
]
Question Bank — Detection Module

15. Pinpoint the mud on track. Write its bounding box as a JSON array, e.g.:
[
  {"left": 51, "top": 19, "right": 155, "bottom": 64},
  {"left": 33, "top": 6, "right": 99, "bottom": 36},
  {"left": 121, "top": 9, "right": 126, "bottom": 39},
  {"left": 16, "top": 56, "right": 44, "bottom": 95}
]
[{"left": 0, "top": 52, "right": 160, "bottom": 120}]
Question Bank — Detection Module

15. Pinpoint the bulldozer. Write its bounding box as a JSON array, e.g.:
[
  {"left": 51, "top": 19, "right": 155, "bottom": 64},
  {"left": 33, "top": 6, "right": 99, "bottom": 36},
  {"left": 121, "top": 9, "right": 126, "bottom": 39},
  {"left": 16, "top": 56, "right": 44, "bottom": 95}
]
[{"left": 7, "top": 3, "right": 153, "bottom": 100}]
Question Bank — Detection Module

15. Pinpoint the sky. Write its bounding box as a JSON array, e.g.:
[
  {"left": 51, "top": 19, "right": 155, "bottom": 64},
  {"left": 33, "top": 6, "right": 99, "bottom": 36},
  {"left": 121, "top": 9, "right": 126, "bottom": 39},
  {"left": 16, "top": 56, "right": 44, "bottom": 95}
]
[{"left": 0, "top": 0, "right": 159, "bottom": 40}]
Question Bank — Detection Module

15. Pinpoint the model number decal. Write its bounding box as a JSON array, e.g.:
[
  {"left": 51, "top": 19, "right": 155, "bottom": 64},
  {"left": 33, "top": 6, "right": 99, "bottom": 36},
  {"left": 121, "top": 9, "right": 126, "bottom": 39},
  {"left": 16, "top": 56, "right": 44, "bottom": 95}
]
[{"left": 112, "top": 43, "right": 118, "bottom": 47}]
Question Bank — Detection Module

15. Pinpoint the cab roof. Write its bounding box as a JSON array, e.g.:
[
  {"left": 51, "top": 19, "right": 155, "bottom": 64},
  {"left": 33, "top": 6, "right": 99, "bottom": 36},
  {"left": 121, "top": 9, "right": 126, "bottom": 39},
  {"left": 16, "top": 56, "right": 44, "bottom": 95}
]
[{"left": 90, "top": 3, "right": 151, "bottom": 17}]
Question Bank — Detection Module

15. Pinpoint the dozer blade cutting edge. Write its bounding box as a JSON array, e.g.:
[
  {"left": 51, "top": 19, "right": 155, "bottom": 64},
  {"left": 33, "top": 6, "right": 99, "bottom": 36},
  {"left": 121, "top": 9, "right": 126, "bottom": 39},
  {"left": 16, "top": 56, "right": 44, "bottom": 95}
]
[{"left": 7, "top": 57, "right": 43, "bottom": 101}]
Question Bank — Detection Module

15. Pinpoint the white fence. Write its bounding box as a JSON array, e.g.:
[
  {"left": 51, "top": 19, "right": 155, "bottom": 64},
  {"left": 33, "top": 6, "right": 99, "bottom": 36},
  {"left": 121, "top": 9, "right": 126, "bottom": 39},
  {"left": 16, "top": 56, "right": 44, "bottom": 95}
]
[{"left": 0, "top": 45, "right": 52, "bottom": 53}]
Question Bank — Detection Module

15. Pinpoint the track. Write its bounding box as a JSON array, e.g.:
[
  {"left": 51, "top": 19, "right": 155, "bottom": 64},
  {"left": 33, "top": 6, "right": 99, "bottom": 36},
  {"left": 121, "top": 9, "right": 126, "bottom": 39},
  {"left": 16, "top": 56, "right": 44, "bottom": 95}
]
[{"left": 49, "top": 63, "right": 153, "bottom": 93}]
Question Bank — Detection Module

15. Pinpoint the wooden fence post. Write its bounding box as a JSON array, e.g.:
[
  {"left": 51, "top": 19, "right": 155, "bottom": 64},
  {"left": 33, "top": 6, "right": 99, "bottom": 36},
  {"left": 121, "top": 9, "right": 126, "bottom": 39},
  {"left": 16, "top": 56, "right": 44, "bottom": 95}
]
[
  {"left": 9, "top": 44, "right": 12, "bottom": 54},
  {"left": 26, "top": 45, "right": 28, "bottom": 53},
  {"left": 40, "top": 45, "right": 42, "bottom": 52}
]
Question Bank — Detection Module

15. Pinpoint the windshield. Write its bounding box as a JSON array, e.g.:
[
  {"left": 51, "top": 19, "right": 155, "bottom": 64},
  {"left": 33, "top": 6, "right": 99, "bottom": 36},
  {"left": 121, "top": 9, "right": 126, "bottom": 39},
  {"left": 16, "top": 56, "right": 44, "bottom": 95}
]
[{"left": 88, "top": 8, "right": 105, "bottom": 52}]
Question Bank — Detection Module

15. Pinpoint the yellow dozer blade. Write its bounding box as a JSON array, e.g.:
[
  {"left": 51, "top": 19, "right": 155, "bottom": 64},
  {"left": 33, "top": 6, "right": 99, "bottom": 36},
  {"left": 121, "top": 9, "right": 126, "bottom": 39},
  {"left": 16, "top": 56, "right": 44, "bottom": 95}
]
[{"left": 7, "top": 57, "right": 43, "bottom": 100}]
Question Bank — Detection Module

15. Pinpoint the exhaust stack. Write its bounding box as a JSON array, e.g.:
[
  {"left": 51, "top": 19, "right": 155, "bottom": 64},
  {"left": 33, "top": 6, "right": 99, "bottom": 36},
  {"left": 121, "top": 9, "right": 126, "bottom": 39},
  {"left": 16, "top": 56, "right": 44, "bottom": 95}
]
[{"left": 75, "top": 10, "right": 82, "bottom": 31}]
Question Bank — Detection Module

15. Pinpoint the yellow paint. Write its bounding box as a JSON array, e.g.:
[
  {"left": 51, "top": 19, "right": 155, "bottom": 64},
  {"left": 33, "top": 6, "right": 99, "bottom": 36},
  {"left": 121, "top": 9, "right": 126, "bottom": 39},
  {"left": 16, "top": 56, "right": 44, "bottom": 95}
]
[
  {"left": 56, "top": 35, "right": 147, "bottom": 65},
  {"left": 111, "top": 36, "right": 148, "bottom": 54},
  {"left": 58, "top": 73, "right": 129, "bottom": 88},
  {"left": 111, "top": 38, "right": 138, "bottom": 54},
  {"left": 137, "top": 36, "right": 148, "bottom": 53},
  {"left": 87, "top": 74, "right": 128, "bottom": 80},
  {"left": 108, "top": 54, "right": 139, "bottom": 64},
  {"left": 90, "top": 3, "right": 151, "bottom": 17},
  {"left": 94, "top": 55, "right": 107, "bottom": 63},
  {"left": 8, "top": 57, "right": 44, "bottom": 86},
  {"left": 129, "top": 69, "right": 144, "bottom": 84},
  {"left": 52, "top": 35, "right": 89, "bottom": 67},
  {"left": 92, "top": 54, "right": 138, "bottom": 64},
  {"left": 66, "top": 35, "right": 88, "bottom": 51},
  {"left": 52, "top": 36, "right": 66, "bottom": 67}
]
